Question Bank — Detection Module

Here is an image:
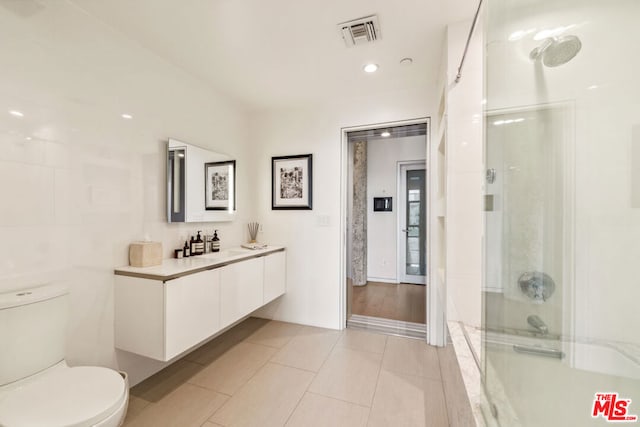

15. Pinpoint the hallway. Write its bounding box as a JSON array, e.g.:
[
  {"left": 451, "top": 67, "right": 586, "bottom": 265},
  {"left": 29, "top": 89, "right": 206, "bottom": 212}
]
[{"left": 351, "top": 281, "right": 427, "bottom": 324}]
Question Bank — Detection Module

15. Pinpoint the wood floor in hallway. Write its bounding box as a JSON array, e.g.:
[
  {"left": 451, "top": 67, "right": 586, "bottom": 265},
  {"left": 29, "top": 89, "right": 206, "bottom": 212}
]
[{"left": 351, "top": 281, "right": 427, "bottom": 324}]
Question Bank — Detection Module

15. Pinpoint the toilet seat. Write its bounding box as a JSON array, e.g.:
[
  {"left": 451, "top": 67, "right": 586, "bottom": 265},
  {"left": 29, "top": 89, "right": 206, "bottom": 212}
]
[{"left": 0, "top": 365, "right": 127, "bottom": 427}]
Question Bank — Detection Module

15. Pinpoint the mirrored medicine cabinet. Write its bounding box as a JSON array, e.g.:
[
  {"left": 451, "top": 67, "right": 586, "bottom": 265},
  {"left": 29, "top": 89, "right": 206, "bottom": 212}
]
[{"left": 167, "top": 138, "right": 236, "bottom": 223}]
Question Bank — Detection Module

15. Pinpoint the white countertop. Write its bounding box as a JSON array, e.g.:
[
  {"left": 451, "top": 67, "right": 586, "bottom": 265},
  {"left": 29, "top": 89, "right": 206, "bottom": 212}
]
[{"left": 114, "top": 245, "right": 285, "bottom": 281}]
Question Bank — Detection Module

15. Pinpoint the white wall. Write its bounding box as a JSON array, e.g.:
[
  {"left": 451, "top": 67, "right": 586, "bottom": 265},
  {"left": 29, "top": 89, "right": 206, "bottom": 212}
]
[
  {"left": 444, "top": 20, "right": 483, "bottom": 328},
  {"left": 0, "top": 2, "right": 252, "bottom": 384},
  {"left": 0, "top": 0, "right": 442, "bottom": 386},
  {"left": 366, "top": 136, "right": 426, "bottom": 282},
  {"left": 251, "top": 91, "right": 433, "bottom": 329},
  {"left": 485, "top": 1, "right": 640, "bottom": 347}
]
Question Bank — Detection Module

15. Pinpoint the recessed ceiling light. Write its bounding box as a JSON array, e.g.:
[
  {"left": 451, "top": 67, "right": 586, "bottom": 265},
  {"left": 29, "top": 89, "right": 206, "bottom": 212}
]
[
  {"left": 25, "top": 136, "right": 32, "bottom": 141},
  {"left": 363, "top": 63, "right": 378, "bottom": 73},
  {"left": 587, "top": 85, "right": 599, "bottom": 90},
  {"left": 9, "top": 110, "right": 24, "bottom": 117},
  {"left": 380, "top": 131, "right": 391, "bottom": 137},
  {"left": 399, "top": 58, "right": 413, "bottom": 66},
  {"left": 121, "top": 113, "right": 133, "bottom": 119}
]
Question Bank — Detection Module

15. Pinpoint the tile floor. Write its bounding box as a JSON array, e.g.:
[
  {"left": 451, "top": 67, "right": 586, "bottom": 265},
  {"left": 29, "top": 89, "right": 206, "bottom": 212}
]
[{"left": 123, "top": 317, "right": 474, "bottom": 427}]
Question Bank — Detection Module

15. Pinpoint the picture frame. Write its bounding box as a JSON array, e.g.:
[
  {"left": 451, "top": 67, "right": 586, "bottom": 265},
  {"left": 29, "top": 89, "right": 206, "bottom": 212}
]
[
  {"left": 272, "top": 154, "right": 313, "bottom": 210},
  {"left": 204, "top": 160, "right": 236, "bottom": 211}
]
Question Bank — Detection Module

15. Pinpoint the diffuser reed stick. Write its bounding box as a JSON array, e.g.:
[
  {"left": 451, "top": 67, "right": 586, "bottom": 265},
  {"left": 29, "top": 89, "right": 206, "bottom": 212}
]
[{"left": 248, "top": 222, "right": 259, "bottom": 243}]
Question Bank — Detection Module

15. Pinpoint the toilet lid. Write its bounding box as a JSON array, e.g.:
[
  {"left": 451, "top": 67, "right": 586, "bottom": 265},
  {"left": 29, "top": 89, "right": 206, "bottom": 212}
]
[{"left": 0, "top": 366, "right": 126, "bottom": 427}]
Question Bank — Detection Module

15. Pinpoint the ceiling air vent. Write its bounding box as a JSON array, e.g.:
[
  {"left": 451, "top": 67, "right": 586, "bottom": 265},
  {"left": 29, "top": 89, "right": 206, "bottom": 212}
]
[{"left": 338, "top": 15, "right": 381, "bottom": 47}]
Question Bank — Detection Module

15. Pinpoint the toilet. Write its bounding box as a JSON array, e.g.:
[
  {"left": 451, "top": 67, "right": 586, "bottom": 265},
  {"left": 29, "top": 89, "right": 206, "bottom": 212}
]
[{"left": 0, "top": 284, "right": 129, "bottom": 427}]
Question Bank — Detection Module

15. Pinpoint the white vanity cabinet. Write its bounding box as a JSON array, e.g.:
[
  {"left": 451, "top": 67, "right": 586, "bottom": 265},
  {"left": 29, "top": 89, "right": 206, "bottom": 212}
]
[
  {"left": 114, "top": 247, "right": 285, "bottom": 362},
  {"left": 165, "top": 270, "right": 221, "bottom": 359},
  {"left": 264, "top": 250, "right": 286, "bottom": 304},
  {"left": 220, "top": 257, "right": 264, "bottom": 328},
  {"left": 114, "top": 270, "right": 220, "bottom": 361}
]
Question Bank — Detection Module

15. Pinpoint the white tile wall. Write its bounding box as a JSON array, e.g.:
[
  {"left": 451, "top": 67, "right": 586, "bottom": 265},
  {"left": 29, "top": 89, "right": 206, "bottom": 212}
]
[
  {"left": 444, "top": 20, "right": 484, "bottom": 328},
  {"left": 0, "top": 1, "right": 252, "bottom": 379}
]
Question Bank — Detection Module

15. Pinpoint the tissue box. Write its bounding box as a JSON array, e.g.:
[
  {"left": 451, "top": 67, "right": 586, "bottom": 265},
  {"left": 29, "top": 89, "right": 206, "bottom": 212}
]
[{"left": 129, "top": 242, "right": 162, "bottom": 267}]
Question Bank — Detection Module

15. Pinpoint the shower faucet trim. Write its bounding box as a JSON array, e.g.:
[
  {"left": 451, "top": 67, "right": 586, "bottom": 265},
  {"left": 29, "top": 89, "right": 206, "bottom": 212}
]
[{"left": 527, "top": 314, "right": 549, "bottom": 335}]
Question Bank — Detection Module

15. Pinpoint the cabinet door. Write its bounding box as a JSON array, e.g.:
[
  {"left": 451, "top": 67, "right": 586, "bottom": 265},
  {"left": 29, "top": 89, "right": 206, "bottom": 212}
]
[
  {"left": 115, "top": 276, "right": 165, "bottom": 360},
  {"left": 220, "top": 257, "right": 264, "bottom": 328},
  {"left": 264, "top": 251, "right": 286, "bottom": 303},
  {"left": 165, "top": 269, "right": 220, "bottom": 360}
]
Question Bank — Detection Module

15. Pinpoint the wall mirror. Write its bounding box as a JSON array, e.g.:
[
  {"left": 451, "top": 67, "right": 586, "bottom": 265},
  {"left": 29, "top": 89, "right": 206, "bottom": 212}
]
[{"left": 167, "top": 138, "right": 236, "bottom": 223}]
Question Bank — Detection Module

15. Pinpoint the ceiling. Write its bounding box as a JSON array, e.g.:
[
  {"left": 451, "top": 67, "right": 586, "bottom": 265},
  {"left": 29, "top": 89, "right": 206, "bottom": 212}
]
[{"left": 70, "top": 0, "right": 477, "bottom": 111}]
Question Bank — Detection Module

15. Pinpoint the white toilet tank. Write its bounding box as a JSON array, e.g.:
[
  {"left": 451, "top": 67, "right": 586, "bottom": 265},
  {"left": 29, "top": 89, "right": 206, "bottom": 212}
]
[{"left": 0, "top": 284, "right": 68, "bottom": 386}]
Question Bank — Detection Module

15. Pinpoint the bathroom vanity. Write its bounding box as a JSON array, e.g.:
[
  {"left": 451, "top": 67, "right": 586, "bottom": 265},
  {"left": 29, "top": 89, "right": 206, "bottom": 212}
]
[{"left": 113, "top": 246, "right": 285, "bottom": 361}]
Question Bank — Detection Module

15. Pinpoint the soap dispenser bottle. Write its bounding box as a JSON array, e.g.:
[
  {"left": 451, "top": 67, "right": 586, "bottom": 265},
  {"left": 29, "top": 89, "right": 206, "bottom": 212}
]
[
  {"left": 195, "top": 231, "right": 204, "bottom": 255},
  {"left": 190, "top": 235, "right": 197, "bottom": 256},
  {"left": 212, "top": 230, "right": 220, "bottom": 252}
]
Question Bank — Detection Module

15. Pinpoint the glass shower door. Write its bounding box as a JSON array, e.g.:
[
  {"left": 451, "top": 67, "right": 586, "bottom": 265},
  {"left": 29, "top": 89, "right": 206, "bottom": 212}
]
[{"left": 483, "top": 0, "right": 640, "bottom": 426}]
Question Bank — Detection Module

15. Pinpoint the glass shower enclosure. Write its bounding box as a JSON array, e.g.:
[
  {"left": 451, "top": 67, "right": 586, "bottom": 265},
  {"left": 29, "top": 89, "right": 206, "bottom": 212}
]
[{"left": 483, "top": 0, "right": 640, "bottom": 425}]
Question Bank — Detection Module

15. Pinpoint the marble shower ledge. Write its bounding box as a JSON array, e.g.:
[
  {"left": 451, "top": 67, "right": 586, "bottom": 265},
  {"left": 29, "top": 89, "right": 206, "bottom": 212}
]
[
  {"left": 448, "top": 321, "right": 486, "bottom": 427},
  {"left": 114, "top": 246, "right": 285, "bottom": 281}
]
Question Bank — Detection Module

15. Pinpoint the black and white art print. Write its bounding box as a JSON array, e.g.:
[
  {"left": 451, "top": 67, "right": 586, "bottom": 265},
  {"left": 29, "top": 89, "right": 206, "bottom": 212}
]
[
  {"left": 272, "top": 154, "right": 312, "bottom": 210},
  {"left": 205, "top": 160, "right": 236, "bottom": 211}
]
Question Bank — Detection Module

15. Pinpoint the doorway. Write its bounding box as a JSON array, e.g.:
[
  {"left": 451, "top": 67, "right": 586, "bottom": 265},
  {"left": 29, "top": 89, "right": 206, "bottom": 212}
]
[{"left": 342, "top": 120, "right": 429, "bottom": 338}]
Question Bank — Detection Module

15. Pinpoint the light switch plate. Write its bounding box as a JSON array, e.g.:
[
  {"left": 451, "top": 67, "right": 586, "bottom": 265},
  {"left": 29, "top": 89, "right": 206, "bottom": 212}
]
[{"left": 316, "top": 215, "right": 331, "bottom": 227}]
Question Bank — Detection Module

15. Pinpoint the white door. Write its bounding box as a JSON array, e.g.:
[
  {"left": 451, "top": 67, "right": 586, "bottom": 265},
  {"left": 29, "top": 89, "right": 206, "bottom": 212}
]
[{"left": 398, "top": 162, "right": 427, "bottom": 285}]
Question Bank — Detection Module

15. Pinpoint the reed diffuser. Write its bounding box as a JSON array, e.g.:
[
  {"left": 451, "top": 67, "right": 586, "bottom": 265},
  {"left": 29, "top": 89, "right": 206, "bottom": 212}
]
[{"left": 248, "top": 222, "right": 259, "bottom": 243}]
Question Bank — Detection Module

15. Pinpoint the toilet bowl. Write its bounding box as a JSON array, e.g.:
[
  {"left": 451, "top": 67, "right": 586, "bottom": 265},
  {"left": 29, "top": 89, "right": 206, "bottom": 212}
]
[
  {"left": 0, "top": 284, "right": 129, "bottom": 426},
  {"left": 0, "top": 362, "right": 128, "bottom": 427}
]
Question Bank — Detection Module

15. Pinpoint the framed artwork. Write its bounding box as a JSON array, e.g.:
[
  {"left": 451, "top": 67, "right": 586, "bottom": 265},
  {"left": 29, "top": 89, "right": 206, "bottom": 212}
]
[
  {"left": 272, "top": 154, "right": 313, "bottom": 210},
  {"left": 204, "top": 160, "right": 236, "bottom": 211}
]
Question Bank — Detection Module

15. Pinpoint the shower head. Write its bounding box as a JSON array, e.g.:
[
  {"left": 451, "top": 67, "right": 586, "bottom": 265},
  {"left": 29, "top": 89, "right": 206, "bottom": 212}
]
[{"left": 529, "top": 35, "right": 582, "bottom": 67}]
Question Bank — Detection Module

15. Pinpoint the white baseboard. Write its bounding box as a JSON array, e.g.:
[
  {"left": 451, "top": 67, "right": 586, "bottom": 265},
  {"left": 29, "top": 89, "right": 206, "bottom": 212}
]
[{"left": 367, "top": 277, "right": 398, "bottom": 284}]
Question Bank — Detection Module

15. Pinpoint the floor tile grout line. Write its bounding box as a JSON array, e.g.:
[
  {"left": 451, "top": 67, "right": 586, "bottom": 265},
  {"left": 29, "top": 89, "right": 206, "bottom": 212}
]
[
  {"left": 296, "top": 328, "right": 342, "bottom": 374},
  {"left": 268, "top": 359, "right": 320, "bottom": 374},
  {"left": 305, "top": 390, "right": 372, "bottom": 409},
  {"left": 204, "top": 350, "right": 276, "bottom": 422},
  {"left": 365, "top": 334, "right": 389, "bottom": 420},
  {"left": 186, "top": 341, "right": 278, "bottom": 394},
  {"left": 282, "top": 328, "right": 343, "bottom": 426},
  {"left": 244, "top": 338, "right": 295, "bottom": 349},
  {"left": 187, "top": 382, "right": 233, "bottom": 398},
  {"left": 281, "top": 384, "right": 311, "bottom": 426},
  {"left": 437, "top": 346, "right": 455, "bottom": 427},
  {"left": 244, "top": 326, "right": 301, "bottom": 349},
  {"left": 169, "top": 382, "right": 232, "bottom": 426},
  {"left": 209, "top": 321, "right": 338, "bottom": 425}
]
